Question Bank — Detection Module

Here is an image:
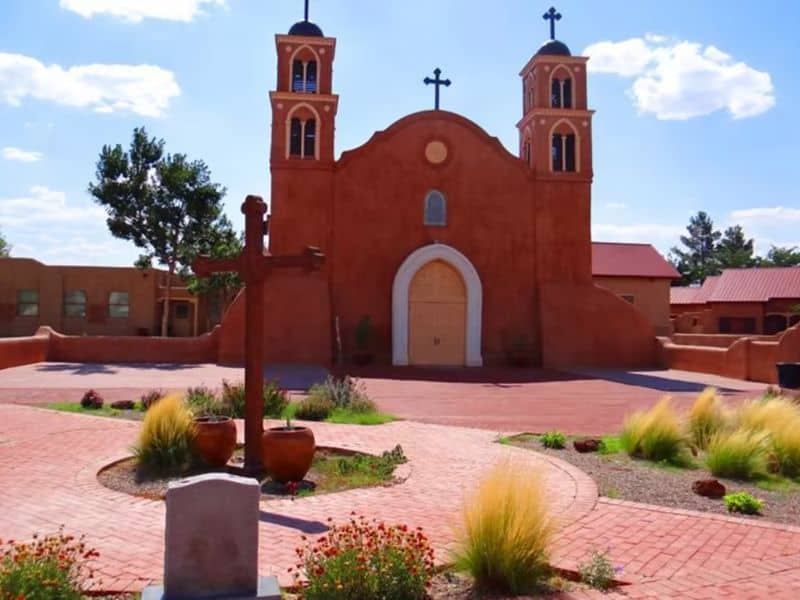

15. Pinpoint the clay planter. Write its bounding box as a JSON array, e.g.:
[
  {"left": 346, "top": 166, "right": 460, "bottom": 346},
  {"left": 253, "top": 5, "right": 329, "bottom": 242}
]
[
  {"left": 192, "top": 416, "right": 237, "bottom": 468},
  {"left": 262, "top": 426, "right": 316, "bottom": 483}
]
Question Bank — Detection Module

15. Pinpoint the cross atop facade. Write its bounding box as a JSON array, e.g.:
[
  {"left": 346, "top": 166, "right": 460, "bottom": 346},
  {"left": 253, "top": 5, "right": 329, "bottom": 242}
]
[
  {"left": 543, "top": 6, "right": 562, "bottom": 40},
  {"left": 193, "top": 195, "right": 324, "bottom": 476},
  {"left": 423, "top": 68, "right": 451, "bottom": 111},
  {"left": 303, "top": 0, "right": 309, "bottom": 21}
]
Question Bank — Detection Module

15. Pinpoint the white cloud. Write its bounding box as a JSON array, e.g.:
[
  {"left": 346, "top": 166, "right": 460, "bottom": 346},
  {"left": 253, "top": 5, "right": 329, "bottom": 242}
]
[
  {"left": 0, "top": 186, "right": 106, "bottom": 228},
  {"left": 583, "top": 36, "right": 775, "bottom": 120},
  {"left": 604, "top": 202, "right": 627, "bottom": 210},
  {"left": 2, "top": 147, "right": 43, "bottom": 162},
  {"left": 60, "top": 0, "right": 226, "bottom": 23},
  {"left": 730, "top": 206, "right": 800, "bottom": 223},
  {"left": 0, "top": 53, "right": 180, "bottom": 117},
  {"left": 593, "top": 222, "right": 683, "bottom": 243}
]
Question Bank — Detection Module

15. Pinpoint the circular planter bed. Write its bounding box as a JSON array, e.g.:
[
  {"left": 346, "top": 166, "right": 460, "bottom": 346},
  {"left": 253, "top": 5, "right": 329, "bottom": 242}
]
[
  {"left": 98, "top": 446, "right": 406, "bottom": 501},
  {"left": 505, "top": 433, "right": 800, "bottom": 525}
]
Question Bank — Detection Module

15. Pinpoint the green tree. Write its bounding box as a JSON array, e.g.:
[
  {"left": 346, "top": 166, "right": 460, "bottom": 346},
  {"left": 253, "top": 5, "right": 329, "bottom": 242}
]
[
  {"left": 670, "top": 211, "right": 721, "bottom": 285},
  {"left": 89, "top": 127, "right": 227, "bottom": 336},
  {"left": 757, "top": 245, "right": 800, "bottom": 267},
  {"left": 0, "top": 227, "right": 10, "bottom": 257},
  {"left": 715, "top": 225, "right": 755, "bottom": 269}
]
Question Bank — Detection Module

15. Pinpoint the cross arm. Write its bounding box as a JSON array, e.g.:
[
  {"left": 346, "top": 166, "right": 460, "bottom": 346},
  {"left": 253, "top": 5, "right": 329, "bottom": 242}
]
[
  {"left": 260, "top": 246, "right": 325, "bottom": 271},
  {"left": 192, "top": 255, "right": 242, "bottom": 277}
]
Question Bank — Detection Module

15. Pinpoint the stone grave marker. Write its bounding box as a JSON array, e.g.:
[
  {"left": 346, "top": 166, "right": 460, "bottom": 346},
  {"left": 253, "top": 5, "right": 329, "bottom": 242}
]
[{"left": 143, "top": 473, "right": 279, "bottom": 599}]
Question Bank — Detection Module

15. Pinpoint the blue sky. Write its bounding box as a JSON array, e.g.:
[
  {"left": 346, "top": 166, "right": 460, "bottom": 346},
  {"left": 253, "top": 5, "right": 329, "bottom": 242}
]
[{"left": 1, "top": 0, "right": 798, "bottom": 266}]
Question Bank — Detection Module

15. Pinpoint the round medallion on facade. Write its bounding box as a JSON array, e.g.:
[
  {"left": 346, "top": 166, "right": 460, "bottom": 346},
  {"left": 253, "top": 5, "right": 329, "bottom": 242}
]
[
  {"left": 324, "top": 105, "right": 330, "bottom": 112},
  {"left": 277, "top": 103, "right": 284, "bottom": 110},
  {"left": 425, "top": 140, "right": 448, "bottom": 165}
]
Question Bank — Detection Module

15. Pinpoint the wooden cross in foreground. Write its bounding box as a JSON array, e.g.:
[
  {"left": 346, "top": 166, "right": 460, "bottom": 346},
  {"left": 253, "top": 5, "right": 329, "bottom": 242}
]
[{"left": 193, "top": 195, "right": 324, "bottom": 477}]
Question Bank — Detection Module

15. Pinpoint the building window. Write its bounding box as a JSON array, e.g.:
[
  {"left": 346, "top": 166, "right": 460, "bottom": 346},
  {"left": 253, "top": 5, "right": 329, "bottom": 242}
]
[
  {"left": 289, "top": 118, "right": 302, "bottom": 156},
  {"left": 424, "top": 190, "right": 447, "bottom": 226},
  {"left": 16, "top": 290, "right": 39, "bottom": 317},
  {"left": 174, "top": 302, "right": 190, "bottom": 319},
  {"left": 291, "top": 60, "right": 318, "bottom": 93},
  {"left": 719, "top": 317, "right": 756, "bottom": 334},
  {"left": 304, "top": 119, "right": 316, "bottom": 157},
  {"left": 108, "top": 292, "right": 130, "bottom": 318},
  {"left": 64, "top": 290, "right": 87, "bottom": 318},
  {"left": 551, "top": 77, "right": 573, "bottom": 108},
  {"left": 551, "top": 132, "right": 576, "bottom": 172}
]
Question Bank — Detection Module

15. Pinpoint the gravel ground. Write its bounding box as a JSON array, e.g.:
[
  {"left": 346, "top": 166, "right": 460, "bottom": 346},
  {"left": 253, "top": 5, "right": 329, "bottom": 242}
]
[{"left": 510, "top": 436, "right": 800, "bottom": 525}]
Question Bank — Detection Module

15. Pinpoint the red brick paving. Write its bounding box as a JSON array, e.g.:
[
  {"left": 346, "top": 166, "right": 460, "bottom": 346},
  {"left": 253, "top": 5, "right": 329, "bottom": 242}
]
[{"left": 2, "top": 405, "right": 799, "bottom": 598}]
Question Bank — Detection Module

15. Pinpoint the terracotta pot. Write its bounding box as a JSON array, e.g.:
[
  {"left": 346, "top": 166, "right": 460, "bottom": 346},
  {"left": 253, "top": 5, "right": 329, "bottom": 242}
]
[
  {"left": 262, "top": 426, "right": 316, "bottom": 483},
  {"left": 193, "top": 416, "right": 237, "bottom": 468}
]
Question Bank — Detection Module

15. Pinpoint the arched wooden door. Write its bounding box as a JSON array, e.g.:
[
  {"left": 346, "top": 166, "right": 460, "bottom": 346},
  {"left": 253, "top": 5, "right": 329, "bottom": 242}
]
[{"left": 408, "top": 260, "right": 466, "bottom": 365}]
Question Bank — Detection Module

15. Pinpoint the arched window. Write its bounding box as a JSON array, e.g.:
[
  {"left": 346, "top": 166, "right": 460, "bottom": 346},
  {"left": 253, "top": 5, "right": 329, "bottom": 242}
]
[
  {"left": 291, "top": 59, "right": 318, "bottom": 93},
  {"left": 551, "top": 76, "right": 573, "bottom": 108},
  {"left": 289, "top": 118, "right": 302, "bottom": 156},
  {"left": 551, "top": 78, "right": 561, "bottom": 108},
  {"left": 523, "top": 140, "right": 531, "bottom": 166},
  {"left": 551, "top": 132, "right": 576, "bottom": 172},
  {"left": 304, "top": 119, "right": 316, "bottom": 158},
  {"left": 424, "top": 190, "right": 447, "bottom": 226}
]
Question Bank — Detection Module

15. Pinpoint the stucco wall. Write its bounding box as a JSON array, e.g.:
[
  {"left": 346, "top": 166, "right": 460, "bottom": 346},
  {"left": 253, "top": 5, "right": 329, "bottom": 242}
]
[
  {"left": 0, "top": 331, "right": 49, "bottom": 370},
  {"left": 594, "top": 276, "right": 673, "bottom": 336}
]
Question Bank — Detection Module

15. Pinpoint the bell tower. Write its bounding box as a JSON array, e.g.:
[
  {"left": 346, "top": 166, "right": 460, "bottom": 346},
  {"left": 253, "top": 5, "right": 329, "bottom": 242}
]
[
  {"left": 517, "top": 7, "right": 593, "bottom": 180},
  {"left": 268, "top": 1, "right": 339, "bottom": 255}
]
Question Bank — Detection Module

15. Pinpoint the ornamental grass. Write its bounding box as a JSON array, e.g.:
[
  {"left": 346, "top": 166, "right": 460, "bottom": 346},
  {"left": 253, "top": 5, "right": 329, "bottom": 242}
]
[
  {"left": 737, "top": 397, "right": 800, "bottom": 434},
  {"left": 619, "top": 397, "right": 689, "bottom": 464},
  {"left": 293, "top": 513, "right": 435, "bottom": 600},
  {"left": 770, "top": 417, "right": 800, "bottom": 477},
  {"left": 453, "top": 460, "right": 553, "bottom": 595},
  {"left": 0, "top": 527, "right": 99, "bottom": 600},
  {"left": 687, "top": 387, "right": 729, "bottom": 450},
  {"left": 706, "top": 428, "right": 769, "bottom": 480},
  {"left": 133, "top": 393, "right": 195, "bottom": 476}
]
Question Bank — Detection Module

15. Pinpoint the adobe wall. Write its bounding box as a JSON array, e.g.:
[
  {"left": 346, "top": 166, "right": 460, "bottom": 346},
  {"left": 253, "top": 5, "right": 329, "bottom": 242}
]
[
  {"left": 594, "top": 276, "right": 673, "bottom": 336},
  {"left": 672, "top": 333, "right": 778, "bottom": 348},
  {"left": 0, "top": 331, "right": 49, "bottom": 370},
  {"left": 539, "top": 283, "right": 659, "bottom": 368},
  {"left": 216, "top": 270, "right": 331, "bottom": 365}
]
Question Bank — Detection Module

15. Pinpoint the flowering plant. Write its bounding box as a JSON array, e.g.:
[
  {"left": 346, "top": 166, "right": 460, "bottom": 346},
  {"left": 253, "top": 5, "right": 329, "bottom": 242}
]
[
  {"left": 80, "top": 389, "right": 104, "bottom": 410},
  {"left": 0, "top": 527, "right": 99, "bottom": 599},
  {"left": 292, "top": 513, "right": 435, "bottom": 600}
]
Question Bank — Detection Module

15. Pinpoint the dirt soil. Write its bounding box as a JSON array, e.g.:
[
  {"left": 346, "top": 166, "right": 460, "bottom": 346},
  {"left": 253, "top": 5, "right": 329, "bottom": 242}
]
[{"left": 510, "top": 436, "right": 800, "bottom": 526}]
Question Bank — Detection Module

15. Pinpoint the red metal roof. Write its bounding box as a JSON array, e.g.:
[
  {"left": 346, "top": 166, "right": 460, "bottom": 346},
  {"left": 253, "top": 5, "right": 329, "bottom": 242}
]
[
  {"left": 670, "top": 268, "right": 800, "bottom": 305},
  {"left": 591, "top": 242, "right": 679, "bottom": 278}
]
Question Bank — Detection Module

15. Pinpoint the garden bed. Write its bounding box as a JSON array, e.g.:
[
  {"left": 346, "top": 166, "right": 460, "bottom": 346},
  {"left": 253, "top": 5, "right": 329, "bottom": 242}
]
[
  {"left": 504, "top": 433, "right": 800, "bottom": 525},
  {"left": 98, "top": 446, "right": 407, "bottom": 501}
]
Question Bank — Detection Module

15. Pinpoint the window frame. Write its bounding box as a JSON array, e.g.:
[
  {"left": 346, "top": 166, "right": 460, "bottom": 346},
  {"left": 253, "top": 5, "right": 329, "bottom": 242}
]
[
  {"left": 423, "top": 190, "right": 448, "bottom": 227},
  {"left": 63, "top": 289, "right": 87, "bottom": 318},
  {"left": 108, "top": 291, "right": 130, "bottom": 319},
  {"left": 174, "top": 302, "right": 190, "bottom": 320},
  {"left": 16, "top": 289, "right": 39, "bottom": 317}
]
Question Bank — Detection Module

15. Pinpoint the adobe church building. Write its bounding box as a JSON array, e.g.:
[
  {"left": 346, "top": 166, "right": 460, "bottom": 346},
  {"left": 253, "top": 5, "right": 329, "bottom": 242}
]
[{"left": 214, "top": 9, "right": 661, "bottom": 369}]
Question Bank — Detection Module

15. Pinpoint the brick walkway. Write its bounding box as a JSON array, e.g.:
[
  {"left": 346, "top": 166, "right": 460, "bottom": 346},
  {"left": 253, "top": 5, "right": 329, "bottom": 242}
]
[{"left": 1, "top": 405, "right": 799, "bottom": 598}]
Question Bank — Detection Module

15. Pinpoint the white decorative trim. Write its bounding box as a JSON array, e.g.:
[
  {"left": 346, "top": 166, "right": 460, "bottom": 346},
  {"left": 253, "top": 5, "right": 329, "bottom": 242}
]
[{"left": 392, "top": 243, "right": 483, "bottom": 367}]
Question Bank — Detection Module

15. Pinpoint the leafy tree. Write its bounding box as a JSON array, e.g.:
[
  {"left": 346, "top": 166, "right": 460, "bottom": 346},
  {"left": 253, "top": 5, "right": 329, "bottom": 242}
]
[
  {"left": 670, "top": 211, "right": 721, "bottom": 285},
  {"left": 757, "top": 245, "right": 800, "bottom": 267},
  {"left": 0, "top": 227, "right": 10, "bottom": 257},
  {"left": 89, "top": 127, "right": 228, "bottom": 336},
  {"left": 715, "top": 225, "right": 755, "bottom": 269}
]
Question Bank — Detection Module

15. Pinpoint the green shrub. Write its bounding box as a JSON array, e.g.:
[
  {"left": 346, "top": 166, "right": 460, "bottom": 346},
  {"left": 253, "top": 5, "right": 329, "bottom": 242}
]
[
  {"left": 133, "top": 394, "right": 195, "bottom": 476},
  {"left": 540, "top": 431, "right": 566, "bottom": 449},
  {"left": 619, "top": 398, "right": 689, "bottom": 464},
  {"left": 185, "top": 386, "right": 223, "bottom": 417},
  {"left": 578, "top": 549, "right": 617, "bottom": 591},
  {"left": 0, "top": 528, "right": 99, "bottom": 600},
  {"left": 294, "top": 514, "right": 434, "bottom": 600},
  {"left": 80, "top": 389, "right": 104, "bottom": 409},
  {"left": 706, "top": 428, "right": 769, "bottom": 480},
  {"left": 453, "top": 461, "right": 553, "bottom": 594},
  {"left": 220, "top": 380, "right": 289, "bottom": 418},
  {"left": 294, "top": 395, "right": 335, "bottom": 421},
  {"left": 308, "top": 375, "right": 371, "bottom": 410},
  {"left": 687, "top": 387, "right": 729, "bottom": 450},
  {"left": 139, "top": 388, "right": 164, "bottom": 411},
  {"left": 724, "top": 491, "right": 763, "bottom": 515}
]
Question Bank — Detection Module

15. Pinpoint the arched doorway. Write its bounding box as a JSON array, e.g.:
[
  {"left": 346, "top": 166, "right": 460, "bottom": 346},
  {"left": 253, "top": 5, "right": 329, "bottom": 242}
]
[
  {"left": 408, "top": 260, "right": 466, "bottom": 365},
  {"left": 392, "top": 243, "right": 483, "bottom": 366}
]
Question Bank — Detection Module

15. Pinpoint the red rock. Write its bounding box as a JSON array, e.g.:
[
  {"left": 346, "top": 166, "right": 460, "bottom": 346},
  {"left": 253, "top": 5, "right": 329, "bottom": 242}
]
[
  {"left": 110, "top": 400, "right": 135, "bottom": 410},
  {"left": 692, "top": 479, "right": 726, "bottom": 498},
  {"left": 573, "top": 439, "right": 601, "bottom": 453}
]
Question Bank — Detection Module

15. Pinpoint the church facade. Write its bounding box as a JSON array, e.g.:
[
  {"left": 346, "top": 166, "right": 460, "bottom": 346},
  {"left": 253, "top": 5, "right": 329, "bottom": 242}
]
[{"left": 215, "top": 11, "right": 659, "bottom": 369}]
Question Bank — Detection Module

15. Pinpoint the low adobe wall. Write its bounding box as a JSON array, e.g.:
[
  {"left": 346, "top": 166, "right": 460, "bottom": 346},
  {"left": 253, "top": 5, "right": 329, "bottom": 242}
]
[
  {"left": 0, "top": 332, "right": 49, "bottom": 370},
  {"left": 671, "top": 333, "right": 778, "bottom": 348},
  {"left": 661, "top": 323, "right": 800, "bottom": 384}
]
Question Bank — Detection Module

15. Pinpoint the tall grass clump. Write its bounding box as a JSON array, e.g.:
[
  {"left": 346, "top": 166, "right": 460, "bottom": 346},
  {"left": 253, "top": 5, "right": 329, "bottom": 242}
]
[
  {"left": 771, "top": 419, "right": 800, "bottom": 477},
  {"left": 619, "top": 398, "right": 688, "bottom": 464},
  {"left": 706, "top": 428, "right": 769, "bottom": 480},
  {"left": 453, "top": 461, "right": 553, "bottom": 595},
  {"left": 737, "top": 397, "right": 800, "bottom": 434},
  {"left": 133, "top": 394, "right": 195, "bottom": 476},
  {"left": 687, "top": 387, "right": 729, "bottom": 450}
]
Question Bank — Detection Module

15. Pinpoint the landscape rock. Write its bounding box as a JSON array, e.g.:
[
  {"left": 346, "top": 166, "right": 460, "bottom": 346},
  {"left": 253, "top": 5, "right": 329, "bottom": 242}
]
[
  {"left": 110, "top": 400, "right": 135, "bottom": 410},
  {"left": 692, "top": 479, "right": 726, "bottom": 498},
  {"left": 573, "top": 438, "right": 601, "bottom": 453}
]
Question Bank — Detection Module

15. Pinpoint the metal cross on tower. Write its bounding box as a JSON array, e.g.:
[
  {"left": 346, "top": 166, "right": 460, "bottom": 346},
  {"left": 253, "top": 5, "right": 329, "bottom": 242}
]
[
  {"left": 543, "top": 6, "right": 562, "bottom": 40},
  {"left": 303, "top": 0, "right": 309, "bottom": 21},
  {"left": 424, "top": 68, "right": 451, "bottom": 111}
]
